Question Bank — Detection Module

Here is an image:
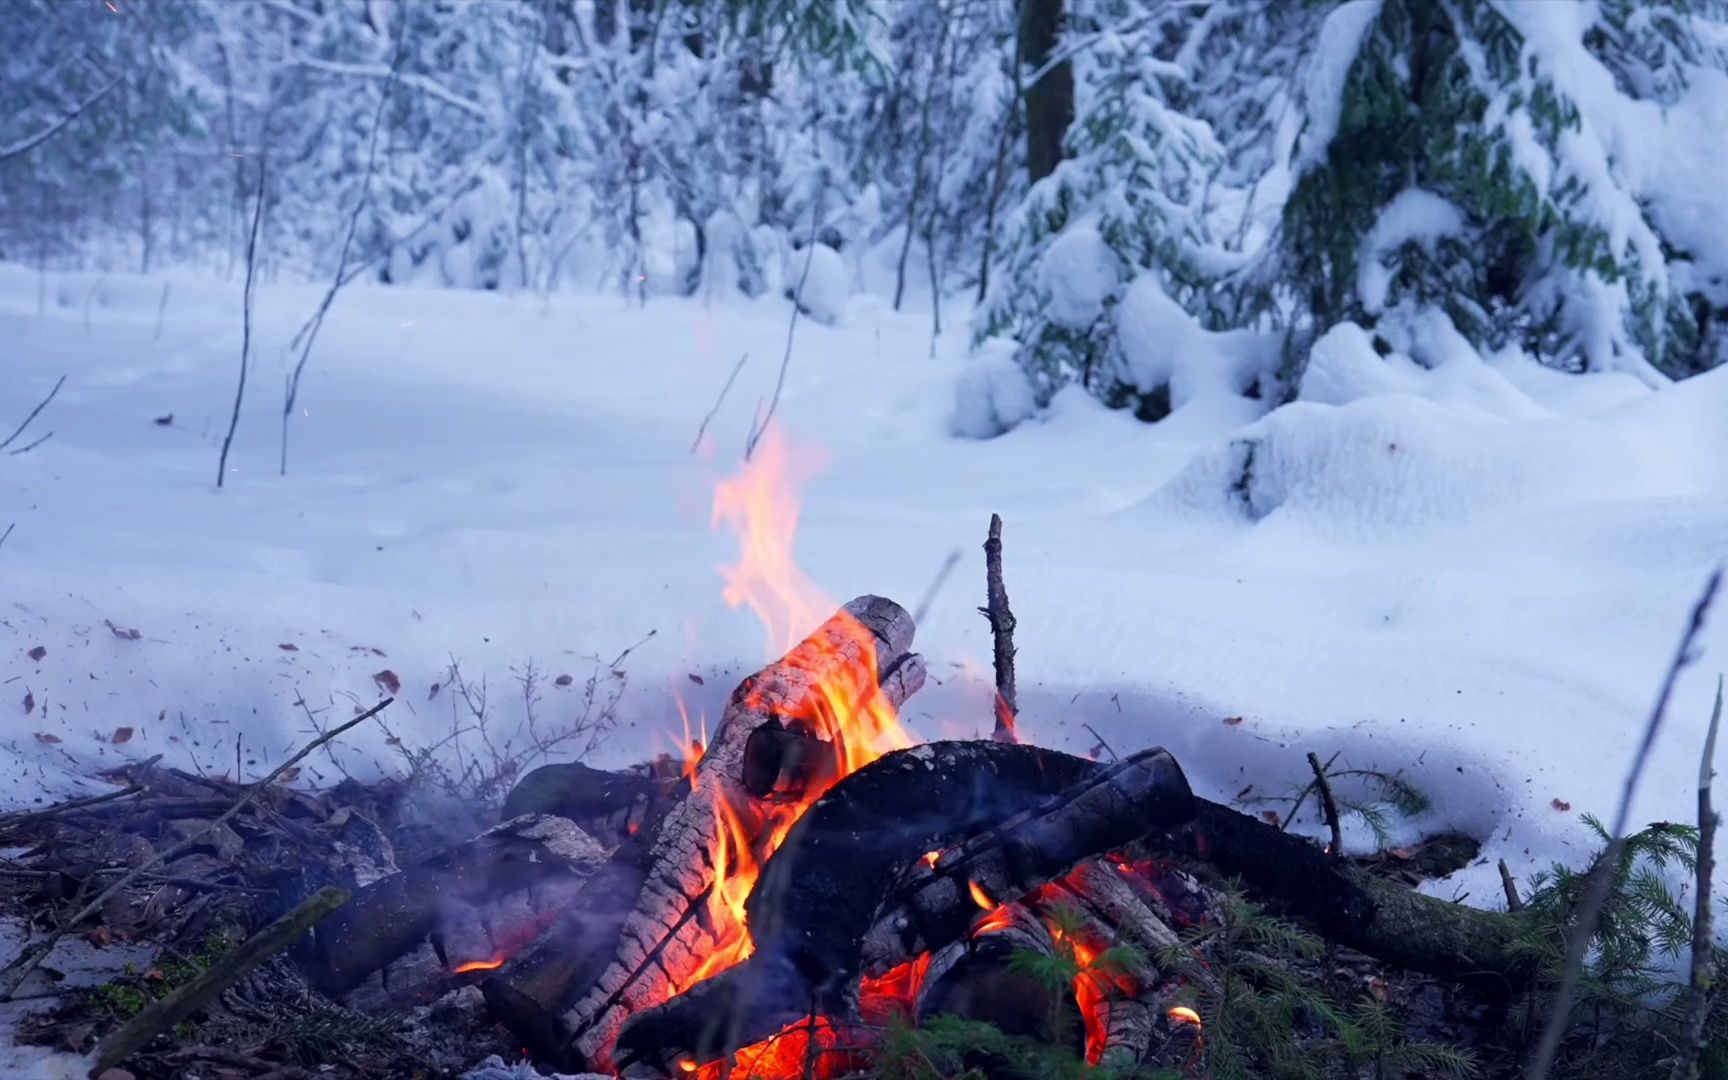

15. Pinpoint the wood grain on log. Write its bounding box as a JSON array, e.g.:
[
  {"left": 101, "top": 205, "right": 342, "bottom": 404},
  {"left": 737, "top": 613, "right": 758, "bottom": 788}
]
[
  {"left": 490, "top": 596, "right": 924, "bottom": 1072},
  {"left": 309, "top": 814, "right": 604, "bottom": 996},
  {"left": 915, "top": 903, "right": 1067, "bottom": 1040}
]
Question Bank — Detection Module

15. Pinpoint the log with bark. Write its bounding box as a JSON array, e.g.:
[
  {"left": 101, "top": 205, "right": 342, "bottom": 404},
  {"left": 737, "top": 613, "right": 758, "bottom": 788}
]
[{"left": 484, "top": 595, "right": 927, "bottom": 1071}]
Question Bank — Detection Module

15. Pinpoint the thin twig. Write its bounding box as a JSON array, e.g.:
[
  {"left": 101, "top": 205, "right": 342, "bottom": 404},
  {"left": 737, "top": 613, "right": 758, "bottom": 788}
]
[
  {"left": 0, "top": 523, "right": 12, "bottom": 551},
  {"left": 0, "top": 697, "right": 391, "bottom": 1000},
  {"left": 1498, "top": 859, "right": 1523, "bottom": 912},
  {"left": 1529, "top": 567, "right": 1722, "bottom": 1080},
  {"left": 691, "top": 352, "right": 748, "bottom": 454},
  {"left": 979, "top": 513, "right": 1018, "bottom": 743},
  {"left": 1082, "top": 722, "right": 1118, "bottom": 762},
  {"left": 8, "top": 431, "right": 53, "bottom": 456},
  {"left": 1279, "top": 749, "right": 1343, "bottom": 831},
  {"left": 88, "top": 886, "right": 350, "bottom": 1076},
  {"left": 1672, "top": 673, "right": 1723, "bottom": 1080},
  {"left": 911, "top": 549, "right": 962, "bottom": 626},
  {"left": 1, "top": 374, "right": 65, "bottom": 452},
  {"left": 217, "top": 156, "right": 267, "bottom": 489},
  {"left": 0, "top": 784, "right": 144, "bottom": 829},
  {"left": 1306, "top": 751, "right": 1343, "bottom": 856}
]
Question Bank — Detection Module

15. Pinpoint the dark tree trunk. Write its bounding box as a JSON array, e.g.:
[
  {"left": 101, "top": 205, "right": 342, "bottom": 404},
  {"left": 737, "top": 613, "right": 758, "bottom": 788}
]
[{"left": 1019, "top": 0, "right": 1072, "bottom": 184}]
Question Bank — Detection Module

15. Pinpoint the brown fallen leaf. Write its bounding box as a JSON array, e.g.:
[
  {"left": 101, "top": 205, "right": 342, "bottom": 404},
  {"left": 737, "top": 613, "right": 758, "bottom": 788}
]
[
  {"left": 1551, "top": 798, "right": 1571, "bottom": 812},
  {"left": 428, "top": 681, "right": 442, "bottom": 701},
  {"left": 373, "top": 669, "right": 400, "bottom": 695},
  {"left": 1387, "top": 847, "right": 1414, "bottom": 860},
  {"left": 22, "top": 691, "right": 35, "bottom": 714},
  {"left": 1222, "top": 716, "right": 1244, "bottom": 726},
  {"left": 27, "top": 646, "right": 46, "bottom": 661},
  {"left": 1261, "top": 810, "right": 1281, "bottom": 825},
  {"left": 554, "top": 674, "right": 574, "bottom": 687},
  {"left": 688, "top": 672, "right": 705, "bottom": 686},
  {"left": 104, "top": 619, "right": 142, "bottom": 641},
  {"left": 33, "top": 732, "right": 60, "bottom": 744},
  {"left": 278, "top": 643, "right": 299, "bottom": 651},
  {"left": 152, "top": 414, "right": 173, "bottom": 426},
  {"left": 112, "top": 726, "right": 133, "bottom": 745}
]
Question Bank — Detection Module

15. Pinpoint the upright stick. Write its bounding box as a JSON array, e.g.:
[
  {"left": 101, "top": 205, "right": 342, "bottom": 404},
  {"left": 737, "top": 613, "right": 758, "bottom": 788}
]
[
  {"left": 1671, "top": 674, "right": 1723, "bottom": 1080},
  {"left": 981, "top": 513, "right": 1018, "bottom": 743},
  {"left": 217, "top": 156, "right": 267, "bottom": 489}
]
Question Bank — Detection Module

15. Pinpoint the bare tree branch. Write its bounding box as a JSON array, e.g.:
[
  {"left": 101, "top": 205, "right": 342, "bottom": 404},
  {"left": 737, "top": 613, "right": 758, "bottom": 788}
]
[
  {"left": 0, "top": 77, "right": 121, "bottom": 162},
  {"left": 1, "top": 375, "right": 65, "bottom": 452},
  {"left": 1672, "top": 673, "right": 1724, "bottom": 1080},
  {"left": 691, "top": 352, "right": 748, "bottom": 454},
  {"left": 217, "top": 156, "right": 267, "bottom": 489},
  {"left": 1530, "top": 567, "right": 1723, "bottom": 1080}
]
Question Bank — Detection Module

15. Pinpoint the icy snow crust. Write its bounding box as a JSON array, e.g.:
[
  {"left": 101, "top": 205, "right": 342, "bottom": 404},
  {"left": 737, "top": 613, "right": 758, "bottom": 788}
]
[{"left": 2, "top": 265, "right": 1725, "bottom": 992}]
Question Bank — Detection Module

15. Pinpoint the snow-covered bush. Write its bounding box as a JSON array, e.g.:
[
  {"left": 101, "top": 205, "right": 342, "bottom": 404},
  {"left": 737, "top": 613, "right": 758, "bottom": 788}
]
[
  {"left": 787, "top": 242, "right": 849, "bottom": 326},
  {"left": 952, "top": 340, "right": 1037, "bottom": 439}
]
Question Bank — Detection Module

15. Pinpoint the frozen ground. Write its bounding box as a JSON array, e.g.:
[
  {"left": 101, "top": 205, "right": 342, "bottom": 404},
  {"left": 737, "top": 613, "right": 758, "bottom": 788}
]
[{"left": 2, "top": 264, "right": 1725, "bottom": 1004}]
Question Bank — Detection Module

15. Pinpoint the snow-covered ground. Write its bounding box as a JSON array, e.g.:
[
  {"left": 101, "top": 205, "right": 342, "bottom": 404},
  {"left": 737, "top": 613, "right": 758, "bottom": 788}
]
[{"left": 3, "top": 261, "right": 1726, "bottom": 928}]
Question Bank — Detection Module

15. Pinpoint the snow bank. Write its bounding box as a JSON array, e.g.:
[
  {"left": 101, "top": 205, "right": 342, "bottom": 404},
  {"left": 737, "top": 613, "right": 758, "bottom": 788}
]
[
  {"left": 1115, "top": 273, "right": 1279, "bottom": 408},
  {"left": 789, "top": 242, "right": 848, "bottom": 325},
  {"left": 952, "top": 339, "right": 1037, "bottom": 439}
]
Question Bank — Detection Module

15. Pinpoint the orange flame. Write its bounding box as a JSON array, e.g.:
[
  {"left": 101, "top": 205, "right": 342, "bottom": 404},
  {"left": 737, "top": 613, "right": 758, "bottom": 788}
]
[
  {"left": 858, "top": 953, "right": 931, "bottom": 1026},
  {"left": 670, "top": 425, "right": 917, "bottom": 1035},
  {"left": 968, "top": 880, "right": 994, "bottom": 910},
  {"left": 973, "top": 906, "right": 1015, "bottom": 936},
  {"left": 452, "top": 956, "right": 505, "bottom": 974},
  {"left": 1168, "top": 1005, "right": 1203, "bottom": 1028}
]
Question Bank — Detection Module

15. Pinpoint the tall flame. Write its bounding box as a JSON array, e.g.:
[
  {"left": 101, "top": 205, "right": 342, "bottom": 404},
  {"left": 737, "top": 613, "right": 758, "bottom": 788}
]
[{"left": 671, "top": 425, "right": 917, "bottom": 1071}]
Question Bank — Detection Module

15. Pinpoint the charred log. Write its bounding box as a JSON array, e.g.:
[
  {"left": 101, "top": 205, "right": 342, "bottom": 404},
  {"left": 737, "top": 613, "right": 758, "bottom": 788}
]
[
  {"left": 308, "top": 814, "right": 604, "bottom": 997},
  {"left": 916, "top": 904, "right": 1069, "bottom": 1041},
  {"left": 613, "top": 743, "right": 1195, "bottom": 1070},
  {"left": 487, "top": 595, "right": 925, "bottom": 1071},
  {"left": 502, "top": 761, "right": 661, "bottom": 827}
]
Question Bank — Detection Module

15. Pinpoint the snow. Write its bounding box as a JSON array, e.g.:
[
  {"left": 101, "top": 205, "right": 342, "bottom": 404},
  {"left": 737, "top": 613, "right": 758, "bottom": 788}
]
[
  {"left": 0, "top": 919, "right": 155, "bottom": 1077},
  {"left": 1293, "top": 0, "right": 1384, "bottom": 172},
  {"left": 1355, "top": 188, "right": 1466, "bottom": 314},
  {"left": 2, "top": 261, "right": 1727, "bottom": 994},
  {"left": 789, "top": 242, "right": 848, "bottom": 326},
  {"left": 1036, "top": 225, "right": 1118, "bottom": 329},
  {"left": 951, "top": 339, "right": 1036, "bottom": 439}
]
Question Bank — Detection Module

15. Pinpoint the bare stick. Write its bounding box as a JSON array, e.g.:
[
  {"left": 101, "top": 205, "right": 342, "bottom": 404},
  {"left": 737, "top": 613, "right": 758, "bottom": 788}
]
[
  {"left": 1, "top": 374, "right": 65, "bottom": 452},
  {"left": 1082, "top": 722, "right": 1118, "bottom": 762},
  {"left": 217, "top": 156, "right": 267, "bottom": 489},
  {"left": 1530, "top": 567, "right": 1722, "bottom": 1080},
  {"left": 0, "top": 523, "right": 12, "bottom": 551},
  {"left": 7, "top": 432, "right": 52, "bottom": 456},
  {"left": 0, "top": 784, "right": 144, "bottom": 829},
  {"left": 0, "top": 697, "right": 392, "bottom": 1000},
  {"left": 912, "top": 549, "right": 963, "bottom": 626},
  {"left": 280, "top": 28, "right": 403, "bottom": 477},
  {"left": 87, "top": 886, "right": 350, "bottom": 1077},
  {"left": 690, "top": 352, "right": 747, "bottom": 454},
  {"left": 1672, "top": 673, "right": 1723, "bottom": 1080},
  {"left": 1498, "top": 859, "right": 1523, "bottom": 912},
  {"left": 979, "top": 513, "right": 1018, "bottom": 743},
  {"left": 153, "top": 281, "right": 170, "bottom": 341},
  {"left": 1306, "top": 751, "right": 1343, "bottom": 856},
  {"left": 1279, "top": 749, "right": 1342, "bottom": 831}
]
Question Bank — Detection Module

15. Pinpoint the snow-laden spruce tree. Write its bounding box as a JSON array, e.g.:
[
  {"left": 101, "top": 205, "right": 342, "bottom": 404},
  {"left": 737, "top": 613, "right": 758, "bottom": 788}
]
[{"left": 976, "top": 0, "right": 1728, "bottom": 432}]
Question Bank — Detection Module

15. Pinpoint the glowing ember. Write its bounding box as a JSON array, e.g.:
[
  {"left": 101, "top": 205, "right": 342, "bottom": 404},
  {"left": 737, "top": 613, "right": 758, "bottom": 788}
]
[
  {"left": 921, "top": 849, "right": 940, "bottom": 868},
  {"left": 451, "top": 956, "right": 505, "bottom": 974},
  {"left": 1168, "top": 1005, "right": 1203, "bottom": 1027},
  {"left": 967, "top": 879, "right": 995, "bottom": 910},
  {"left": 858, "top": 953, "right": 931, "bottom": 1026},
  {"left": 972, "top": 905, "right": 1015, "bottom": 936}
]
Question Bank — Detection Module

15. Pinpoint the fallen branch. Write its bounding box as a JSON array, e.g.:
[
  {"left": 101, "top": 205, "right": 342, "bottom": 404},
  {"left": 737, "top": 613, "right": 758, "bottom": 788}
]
[
  {"left": 0, "top": 697, "right": 392, "bottom": 1000},
  {"left": 980, "top": 513, "right": 1018, "bottom": 743},
  {"left": 1, "top": 374, "right": 65, "bottom": 452},
  {"left": 1529, "top": 566, "right": 1722, "bottom": 1080},
  {"left": 1672, "top": 673, "right": 1723, "bottom": 1080},
  {"left": 87, "top": 885, "right": 351, "bottom": 1078},
  {"left": 1498, "top": 859, "right": 1523, "bottom": 912},
  {"left": 1306, "top": 751, "right": 1343, "bottom": 855},
  {"left": 0, "top": 784, "right": 145, "bottom": 829}
]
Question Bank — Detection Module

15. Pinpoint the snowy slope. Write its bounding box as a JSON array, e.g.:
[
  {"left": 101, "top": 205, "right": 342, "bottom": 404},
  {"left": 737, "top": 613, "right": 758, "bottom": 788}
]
[{"left": 3, "top": 262, "right": 1726, "bottom": 934}]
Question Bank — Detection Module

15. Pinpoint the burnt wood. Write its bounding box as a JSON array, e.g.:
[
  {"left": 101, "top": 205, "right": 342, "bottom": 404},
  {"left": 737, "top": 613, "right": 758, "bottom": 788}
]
[{"left": 613, "top": 743, "right": 1195, "bottom": 1069}]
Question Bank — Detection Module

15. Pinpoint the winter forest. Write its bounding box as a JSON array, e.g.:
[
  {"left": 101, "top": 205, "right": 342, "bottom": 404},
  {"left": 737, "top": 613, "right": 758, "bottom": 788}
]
[{"left": 4, "top": 0, "right": 1728, "bottom": 1078}]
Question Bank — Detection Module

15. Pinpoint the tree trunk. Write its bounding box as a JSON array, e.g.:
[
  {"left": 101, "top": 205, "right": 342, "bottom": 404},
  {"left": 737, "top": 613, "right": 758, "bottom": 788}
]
[{"left": 1019, "top": 0, "right": 1072, "bottom": 184}]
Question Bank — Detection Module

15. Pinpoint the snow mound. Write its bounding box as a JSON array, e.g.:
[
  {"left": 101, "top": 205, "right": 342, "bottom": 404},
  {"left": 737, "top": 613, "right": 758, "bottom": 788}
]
[
  {"left": 1115, "top": 273, "right": 1277, "bottom": 408},
  {"left": 789, "top": 242, "right": 848, "bottom": 325},
  {"left": 1038, "top": 225, "right": 1119, "bottom": 329},
  {"left": 1356, "top": 188, "right": 1466, "bottom": 313},
  {"left": 953, "top": 340, "right": 1037, "bottom": 439}
]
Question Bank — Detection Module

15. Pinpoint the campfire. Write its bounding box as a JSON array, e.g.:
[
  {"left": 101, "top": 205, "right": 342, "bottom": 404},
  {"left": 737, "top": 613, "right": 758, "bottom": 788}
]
[{"left": 0, "top": 428, "right": 1529, "bottom": 1080}]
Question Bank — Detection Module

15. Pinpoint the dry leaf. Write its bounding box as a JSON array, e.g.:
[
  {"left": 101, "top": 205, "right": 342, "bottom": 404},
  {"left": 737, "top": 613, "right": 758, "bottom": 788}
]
[
  {"left": 687, "top": 673, "right": 705, "bottom": 686},
  {"left": 143, "top": 968, "right": 166, "bottom": 981},
  {"left": 276, "top": 766, "right": 301, "bottom": 782},
  {"left": 385, "top": 736, "right": 402, "bottom": 747},
  {"left": 104, "top": 619, "right": 142, "bottom": 641},
  {"left": 33, "top": 732, "right": 60, "bottom": 744},
  {"left": 1387, "top": 847, "right": 1414, "bottom": 860},
  {"left": 373, "top": 669, "right": 400, "bottom": 695},
  {"left": 1261, "top": 810, "right": 1281, "bottom": 825},
  {"left": 152, "top": 414, "right": 173, "bottom": 426},
  {"left": 22, "top": 691, "right": 34, "bottom": 714},
  {"left": 112, "top": 727, "right": 133, "bottom": 745},
  {"left": 428, "top": 681, "right": 442, "bottom": 701},
  {"left": 554, "top": 674, "right": 574, "bottom": 687},
  {"left": 1222, "top": 716, "right": 1244, "bottom": 726},
  {"left": 278, "top": 643, "right": 298, "bottom": 651},
  {"left": 1551, "top": 798, "right": 1571, "bottom": 812},
  {"left": 27, "top": 646, "right": 46, "bottom": 661}
]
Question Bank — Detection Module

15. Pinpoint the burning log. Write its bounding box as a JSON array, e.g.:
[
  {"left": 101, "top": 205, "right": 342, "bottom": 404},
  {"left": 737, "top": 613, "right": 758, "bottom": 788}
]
[
  {"left": 309, "top": 814, "right": 605, "bottom": 997},
  {"left": 485, "top": 595, "right": 926, "bottom": 1071},
  {"left": 612, "top": 742, "right": 1195, "bottom": 1070},
  {"left": 915, "top": 903, "right": 1070, "bottom": 1041}
]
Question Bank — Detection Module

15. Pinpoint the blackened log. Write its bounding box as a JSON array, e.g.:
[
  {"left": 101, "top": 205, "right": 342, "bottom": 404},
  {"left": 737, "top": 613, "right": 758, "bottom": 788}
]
[
  {"left": 613, "top": 743, "right": 1194, "bottom": 1070},
  {"left": 489, "top": 596, "right": 923, "bottom": 1071},
  {"left": 309, "top": 815, "right": 604, "bottom": 996},
  {"left": 502, "top": 761, "right": 659, "bottom": 825},
  {"left": 916, "top": 904, "right": 1069, "bottom": 1041}
]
